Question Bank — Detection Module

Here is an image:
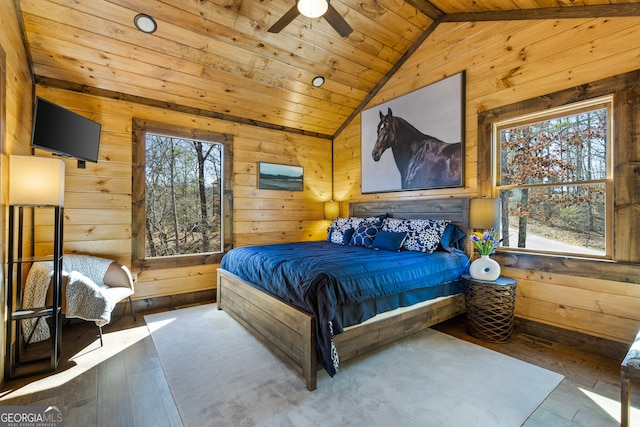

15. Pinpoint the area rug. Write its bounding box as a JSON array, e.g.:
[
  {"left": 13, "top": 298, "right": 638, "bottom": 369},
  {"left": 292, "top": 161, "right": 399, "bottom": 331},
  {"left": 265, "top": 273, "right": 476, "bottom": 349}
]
[{"left": 145, "top": 304, "right": 563, "bottom": 427}]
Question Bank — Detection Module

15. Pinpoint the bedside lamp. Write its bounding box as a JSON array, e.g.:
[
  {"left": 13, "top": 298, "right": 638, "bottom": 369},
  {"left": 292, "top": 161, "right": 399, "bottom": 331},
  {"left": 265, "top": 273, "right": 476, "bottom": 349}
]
[
  {"left": 324, "top": 200, "right": 339, "bottom": 220},
  {"left": 469, "top": 197, "right": 501, "bottom": 230},
  {"left": 468, "top": 197, "right": 502, "bottom": 281},
  {"left": 10, "top": 155, "right": 66, "bottom": 206}
]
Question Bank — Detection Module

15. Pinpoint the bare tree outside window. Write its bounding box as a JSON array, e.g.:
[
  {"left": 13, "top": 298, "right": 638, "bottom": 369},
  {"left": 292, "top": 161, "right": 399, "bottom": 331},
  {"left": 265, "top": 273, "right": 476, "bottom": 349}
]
[
  {"left": 496, "top": 99, "right": 611, "bottom": 256},
  {"left": 144, "top": 133, "right": 223, "bottom": 258}
]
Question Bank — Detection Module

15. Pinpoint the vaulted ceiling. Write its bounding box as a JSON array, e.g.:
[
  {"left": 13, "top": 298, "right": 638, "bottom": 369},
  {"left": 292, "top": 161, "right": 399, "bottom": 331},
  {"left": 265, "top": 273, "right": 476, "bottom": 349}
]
[{"left": 15, "top": 0, "right": 640, "bottom": 138}]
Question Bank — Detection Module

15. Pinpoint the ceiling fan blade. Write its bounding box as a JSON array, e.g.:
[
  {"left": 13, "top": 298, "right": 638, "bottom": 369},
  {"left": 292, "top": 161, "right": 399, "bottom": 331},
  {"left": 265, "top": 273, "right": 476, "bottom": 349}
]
[
  {"left": 323, "top": 4, "right": 353, "bottom": 37},
  {"left": 268, "top": 5, "right": 300, "bottom": 33}
]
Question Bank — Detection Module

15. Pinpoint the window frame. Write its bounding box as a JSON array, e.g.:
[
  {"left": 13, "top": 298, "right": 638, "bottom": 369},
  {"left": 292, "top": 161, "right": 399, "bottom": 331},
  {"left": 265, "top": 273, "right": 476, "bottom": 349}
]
[
  {"left": 492, "top": 96, "right": 613, "bottom": 259},
  {"left": 477, "top": 70, "right": 640, "bottom": 283},
  {"left": 131, "top": 118, "right": 233, "bottom": 270}
]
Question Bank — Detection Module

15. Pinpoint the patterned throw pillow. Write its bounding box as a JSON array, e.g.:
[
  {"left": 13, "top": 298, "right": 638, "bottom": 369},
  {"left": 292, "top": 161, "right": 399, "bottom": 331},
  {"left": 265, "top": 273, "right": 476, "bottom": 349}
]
[
  {"left": 349, "top": 221, "right": 381, "bottom": 248},
  {"left": 381, "top": 218, "right": 450, "bottom": 253},
  {"left": 327, "top": 217, "right": 356, "bottom": 245},
  {"left": 327, "top": 216, "right": 384, "bottom": 245},
  {"left": 352, "top": 216, "right": 385, "bottom": 228}
]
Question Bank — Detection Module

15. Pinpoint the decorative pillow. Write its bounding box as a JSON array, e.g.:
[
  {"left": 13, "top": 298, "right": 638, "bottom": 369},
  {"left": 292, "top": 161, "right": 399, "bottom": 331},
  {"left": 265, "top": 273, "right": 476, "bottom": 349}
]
[
  {"left": 349, "top": 221, "right": 381, "bottom": 248},
  {"left": 327, "top": 216, "right": 383, "bottom": 245},
  {"left": 372, "top": 231, "right": 407, "bottom": 252},
  {"left": 327, "top": 218, "right": 355, "bottom": 245},
  {"left": 438, "top": 223, "right": 467, "bottom": 252},
  {"left": 327, "top": 227, "right": 354, "bottom": 245},
  {"left": 357, "top": 216, "right": 385, "bottom": 228},
  {"left": 381, "top": 218, "right": 450, "bottom": 253}
]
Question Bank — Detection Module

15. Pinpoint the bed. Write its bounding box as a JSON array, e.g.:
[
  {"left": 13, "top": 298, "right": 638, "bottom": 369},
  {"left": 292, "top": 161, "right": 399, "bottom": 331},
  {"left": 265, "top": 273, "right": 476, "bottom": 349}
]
[{"left": 217, "top": 198, "right": 470, "bottom": 390}]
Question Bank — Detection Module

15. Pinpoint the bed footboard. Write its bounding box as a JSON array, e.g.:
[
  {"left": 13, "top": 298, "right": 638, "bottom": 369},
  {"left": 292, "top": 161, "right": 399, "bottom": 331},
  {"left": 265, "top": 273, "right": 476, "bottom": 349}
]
[
  {"left": 334, "top": 294, "right": 466, "bottom": 362},
  {"left": 217, "top": 268, "right": 318, "bottom": 390},
  {"left": 218, "top": 267, "right": 466, "bottom": 391}
]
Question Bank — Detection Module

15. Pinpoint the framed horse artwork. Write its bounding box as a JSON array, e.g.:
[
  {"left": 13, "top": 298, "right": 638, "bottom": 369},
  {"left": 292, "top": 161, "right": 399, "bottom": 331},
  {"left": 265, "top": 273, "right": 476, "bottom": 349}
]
[{"left": 361, "top": 72, "right": 465, "bottom": 193}]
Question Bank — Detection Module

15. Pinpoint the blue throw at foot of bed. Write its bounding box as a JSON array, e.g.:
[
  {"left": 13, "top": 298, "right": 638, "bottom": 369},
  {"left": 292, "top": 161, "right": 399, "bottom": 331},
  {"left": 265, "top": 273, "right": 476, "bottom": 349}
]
[{"left": 221, "top": 241, "right": 469, "bottom": 376}]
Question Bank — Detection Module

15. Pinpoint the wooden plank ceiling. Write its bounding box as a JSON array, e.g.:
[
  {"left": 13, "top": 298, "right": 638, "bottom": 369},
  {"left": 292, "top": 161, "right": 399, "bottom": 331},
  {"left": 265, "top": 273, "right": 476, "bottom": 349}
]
[{"left": 16, "top": 0, "right": 640, "bottom": 139}]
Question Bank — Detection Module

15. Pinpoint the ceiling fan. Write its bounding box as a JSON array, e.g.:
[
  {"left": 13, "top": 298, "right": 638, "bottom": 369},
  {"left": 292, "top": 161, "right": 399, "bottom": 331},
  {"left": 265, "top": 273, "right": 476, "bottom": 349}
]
[{"left": 268, "top": 0, "right": 353, "bottom": 37}]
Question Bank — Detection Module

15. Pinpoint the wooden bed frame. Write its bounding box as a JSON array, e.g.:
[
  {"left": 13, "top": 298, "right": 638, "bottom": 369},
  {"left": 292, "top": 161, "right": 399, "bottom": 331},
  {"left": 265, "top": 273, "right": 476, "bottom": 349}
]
[{"left": 217, "top": 197, "right": 470, "bottom": 390}]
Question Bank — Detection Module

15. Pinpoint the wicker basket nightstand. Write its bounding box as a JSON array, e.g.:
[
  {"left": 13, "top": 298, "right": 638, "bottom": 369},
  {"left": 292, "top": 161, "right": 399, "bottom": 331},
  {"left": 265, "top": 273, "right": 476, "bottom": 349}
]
[{"left": 462, "top": 274, "right": 517, "bottom": 343}]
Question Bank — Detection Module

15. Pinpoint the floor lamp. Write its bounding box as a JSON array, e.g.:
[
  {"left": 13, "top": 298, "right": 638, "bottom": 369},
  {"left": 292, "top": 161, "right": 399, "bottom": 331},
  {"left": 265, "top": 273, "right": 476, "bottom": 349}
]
[
  {"left": 9, "top": 155, "right": 66, "bottom": 206},
  {"left": 6, "top": 155, "right": 65, "bottom": 377}
]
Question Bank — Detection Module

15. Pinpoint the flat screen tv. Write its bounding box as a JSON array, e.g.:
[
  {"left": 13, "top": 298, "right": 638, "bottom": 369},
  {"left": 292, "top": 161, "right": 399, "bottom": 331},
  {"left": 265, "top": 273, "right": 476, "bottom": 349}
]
[{"left": 31, "top": 97, "right": 101, "bottom": 163}]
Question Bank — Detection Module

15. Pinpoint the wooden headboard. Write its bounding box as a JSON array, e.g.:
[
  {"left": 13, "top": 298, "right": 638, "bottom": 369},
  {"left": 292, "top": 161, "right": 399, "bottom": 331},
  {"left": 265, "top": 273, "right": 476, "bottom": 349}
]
[{"left": 349, "top": 197, "right": 470, "bottom": 232}]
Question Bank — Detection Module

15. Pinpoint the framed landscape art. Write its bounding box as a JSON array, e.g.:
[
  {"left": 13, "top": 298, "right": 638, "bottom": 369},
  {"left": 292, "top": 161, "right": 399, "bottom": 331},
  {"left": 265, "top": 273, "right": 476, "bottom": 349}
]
[
  {"left": 361, "top": 72, "right": 465, "bottom": 193},
  {"left": 258, "top": 162, "right": 304, "bottom": 191}
]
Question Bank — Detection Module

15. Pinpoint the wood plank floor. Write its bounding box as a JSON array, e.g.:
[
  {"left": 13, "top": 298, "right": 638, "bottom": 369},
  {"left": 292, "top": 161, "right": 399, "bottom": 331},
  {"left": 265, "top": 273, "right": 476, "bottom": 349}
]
[{"left": 0, "top": 304, "right": 634, "bottom": 426}]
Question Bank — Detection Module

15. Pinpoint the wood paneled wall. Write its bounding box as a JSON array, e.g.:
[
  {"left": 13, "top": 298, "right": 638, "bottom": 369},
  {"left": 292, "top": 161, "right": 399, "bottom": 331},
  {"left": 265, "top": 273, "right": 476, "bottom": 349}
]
[
  {"left": 2, "top": 0, "right": 38, "bottom": 384},
  {"left": 32, "top": 86, "right": 332, "bottom": 301},
  {"left": 333, "top": 17, "right": 640, "bottom": 345}
]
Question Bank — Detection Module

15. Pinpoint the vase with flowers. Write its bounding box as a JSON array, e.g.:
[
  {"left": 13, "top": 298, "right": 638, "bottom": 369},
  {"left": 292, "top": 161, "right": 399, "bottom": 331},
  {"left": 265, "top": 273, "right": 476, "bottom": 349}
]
[{"left": 469, "top": 228, "right": 501, "bottom": 281}]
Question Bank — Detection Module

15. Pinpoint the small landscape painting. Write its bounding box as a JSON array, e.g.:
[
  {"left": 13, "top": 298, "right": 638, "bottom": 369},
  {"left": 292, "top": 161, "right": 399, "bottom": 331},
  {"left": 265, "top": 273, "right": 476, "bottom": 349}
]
[{"left": 258, "top": 162, "right": 304, "bottom": 191}]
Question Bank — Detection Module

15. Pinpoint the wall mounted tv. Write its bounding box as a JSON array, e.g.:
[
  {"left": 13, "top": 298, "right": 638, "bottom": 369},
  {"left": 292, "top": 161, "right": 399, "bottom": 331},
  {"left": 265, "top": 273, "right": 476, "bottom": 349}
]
[{"left": 31, "top": 97, "right": 101, "bottom": 163}]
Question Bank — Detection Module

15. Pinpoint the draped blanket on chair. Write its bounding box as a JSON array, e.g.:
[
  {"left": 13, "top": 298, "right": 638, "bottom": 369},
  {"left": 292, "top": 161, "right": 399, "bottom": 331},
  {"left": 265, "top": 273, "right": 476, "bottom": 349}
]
[{"left": 22, "top": 255, "right": 114, "bottom": 343}]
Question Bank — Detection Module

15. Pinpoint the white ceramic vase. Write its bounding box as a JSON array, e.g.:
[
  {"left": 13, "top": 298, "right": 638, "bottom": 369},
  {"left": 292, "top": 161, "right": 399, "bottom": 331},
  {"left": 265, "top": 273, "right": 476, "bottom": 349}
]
[{"left": 469, "top": 255, "right": 501, "bottom": 281}]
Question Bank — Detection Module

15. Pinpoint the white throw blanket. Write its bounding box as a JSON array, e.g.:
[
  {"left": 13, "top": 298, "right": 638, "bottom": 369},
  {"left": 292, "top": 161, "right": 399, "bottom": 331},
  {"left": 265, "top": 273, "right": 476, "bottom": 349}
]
[
  {"left": 65, "top": 270, "right": 116, "bottom": 326},
  {"left": 22, "top": 255, "right": 114, "bottom": 343}
]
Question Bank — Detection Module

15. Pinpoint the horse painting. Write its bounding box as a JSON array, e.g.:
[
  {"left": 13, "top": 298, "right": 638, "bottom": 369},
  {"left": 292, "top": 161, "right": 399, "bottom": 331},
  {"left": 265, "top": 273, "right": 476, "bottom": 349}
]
[{"left": 372, "top": 108, "right": 462, "bottom": 189}]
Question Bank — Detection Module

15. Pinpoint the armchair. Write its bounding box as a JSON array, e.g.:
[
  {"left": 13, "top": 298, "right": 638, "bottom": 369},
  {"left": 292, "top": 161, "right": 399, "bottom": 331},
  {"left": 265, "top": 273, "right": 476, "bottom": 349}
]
[{"left": 24, "top": 255, "right": 136, "bottom": 346}]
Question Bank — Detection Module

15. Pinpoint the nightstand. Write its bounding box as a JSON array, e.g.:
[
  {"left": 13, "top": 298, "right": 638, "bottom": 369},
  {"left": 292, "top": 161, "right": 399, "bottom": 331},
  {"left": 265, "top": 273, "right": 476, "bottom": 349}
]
[{"left": 462, "top": 274, "right": 517, "bottom": 343}]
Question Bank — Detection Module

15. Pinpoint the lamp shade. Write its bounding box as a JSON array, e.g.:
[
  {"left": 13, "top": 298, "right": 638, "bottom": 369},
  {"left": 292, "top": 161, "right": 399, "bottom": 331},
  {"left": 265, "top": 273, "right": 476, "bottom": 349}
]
[
  {"left": 324, "top": 200, "right": 339, "bottom": 220},
  {"left": 10, "top": 155, "right": 65, "bottom": 206},
  {"left": 469, "top": 197, "right": 501, "bottom": 230},
  {"left": 297, "top": 0, "right": 328, "bottom": 18}
]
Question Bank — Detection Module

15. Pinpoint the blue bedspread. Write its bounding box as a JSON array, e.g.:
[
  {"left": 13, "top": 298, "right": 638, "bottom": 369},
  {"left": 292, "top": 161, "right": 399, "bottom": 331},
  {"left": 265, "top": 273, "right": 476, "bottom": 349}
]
[{"left": 220, "top": 241, "right": 469, "bottom": 376}]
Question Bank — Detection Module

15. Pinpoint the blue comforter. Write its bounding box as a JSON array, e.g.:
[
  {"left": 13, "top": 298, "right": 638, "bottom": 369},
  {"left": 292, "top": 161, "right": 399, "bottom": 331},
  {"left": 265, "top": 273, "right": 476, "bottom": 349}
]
[{"left": 220, "top": 241, "right": 469, "bottom": 376}]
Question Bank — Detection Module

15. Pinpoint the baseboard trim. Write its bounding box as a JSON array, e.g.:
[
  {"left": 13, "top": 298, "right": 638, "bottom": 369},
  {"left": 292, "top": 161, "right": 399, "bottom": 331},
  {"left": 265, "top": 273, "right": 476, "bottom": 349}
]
[
  {"left": 514, "top": 318, "right": 629, "bottom": 361},
  {"left": 116, "top": 290, "right": 216, "bottom": 317}
]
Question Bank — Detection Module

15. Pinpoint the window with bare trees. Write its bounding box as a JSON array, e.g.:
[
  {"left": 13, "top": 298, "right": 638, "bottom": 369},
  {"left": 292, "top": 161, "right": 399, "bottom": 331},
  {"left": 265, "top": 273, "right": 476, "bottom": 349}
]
[
  {"left": 145, "top": 134, "right": 223, "bottom": 257},
  {"left": 494, "top": 97, "right": 612, "bottom": 257},
  {"left": 132, "top": 119, "right": 233, "bottom": 269}
]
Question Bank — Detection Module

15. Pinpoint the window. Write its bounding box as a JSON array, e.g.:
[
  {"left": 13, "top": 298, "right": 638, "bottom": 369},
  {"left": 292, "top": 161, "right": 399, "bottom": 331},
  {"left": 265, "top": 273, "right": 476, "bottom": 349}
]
[
  {"left": 132, "top": 119, "right": 232, "bottom": 269},
  {"left": 494, "top": 97, "right": 612, "bottom": 258},
  {"left": 145, "top": 134, "right": 223, "bottom": 256},
  {"left": 478, "top": 70, "right": 640, "bottom": 279}
]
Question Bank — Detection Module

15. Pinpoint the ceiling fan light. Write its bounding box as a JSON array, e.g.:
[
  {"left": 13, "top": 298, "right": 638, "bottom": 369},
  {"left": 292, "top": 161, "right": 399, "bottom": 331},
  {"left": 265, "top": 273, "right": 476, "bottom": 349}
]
[{"left": 297, "top": 0, "right": 328, "bottom": 18}]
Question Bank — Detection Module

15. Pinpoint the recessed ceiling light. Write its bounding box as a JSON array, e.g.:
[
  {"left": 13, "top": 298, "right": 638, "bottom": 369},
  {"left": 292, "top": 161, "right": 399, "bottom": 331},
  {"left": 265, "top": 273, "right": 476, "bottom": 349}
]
[
  {"left": 312, "top": 76, "right": 325, "bottom": 87},
  {"left": 134, "top": 13, "right": 157, "bottom": 34}
]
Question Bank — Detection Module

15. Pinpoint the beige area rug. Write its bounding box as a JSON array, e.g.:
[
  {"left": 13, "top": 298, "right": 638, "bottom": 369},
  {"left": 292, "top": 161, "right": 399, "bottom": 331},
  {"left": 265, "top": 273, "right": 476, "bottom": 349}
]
[{"left": 145, "top": 303, "right": 563, "bottom": 427}]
